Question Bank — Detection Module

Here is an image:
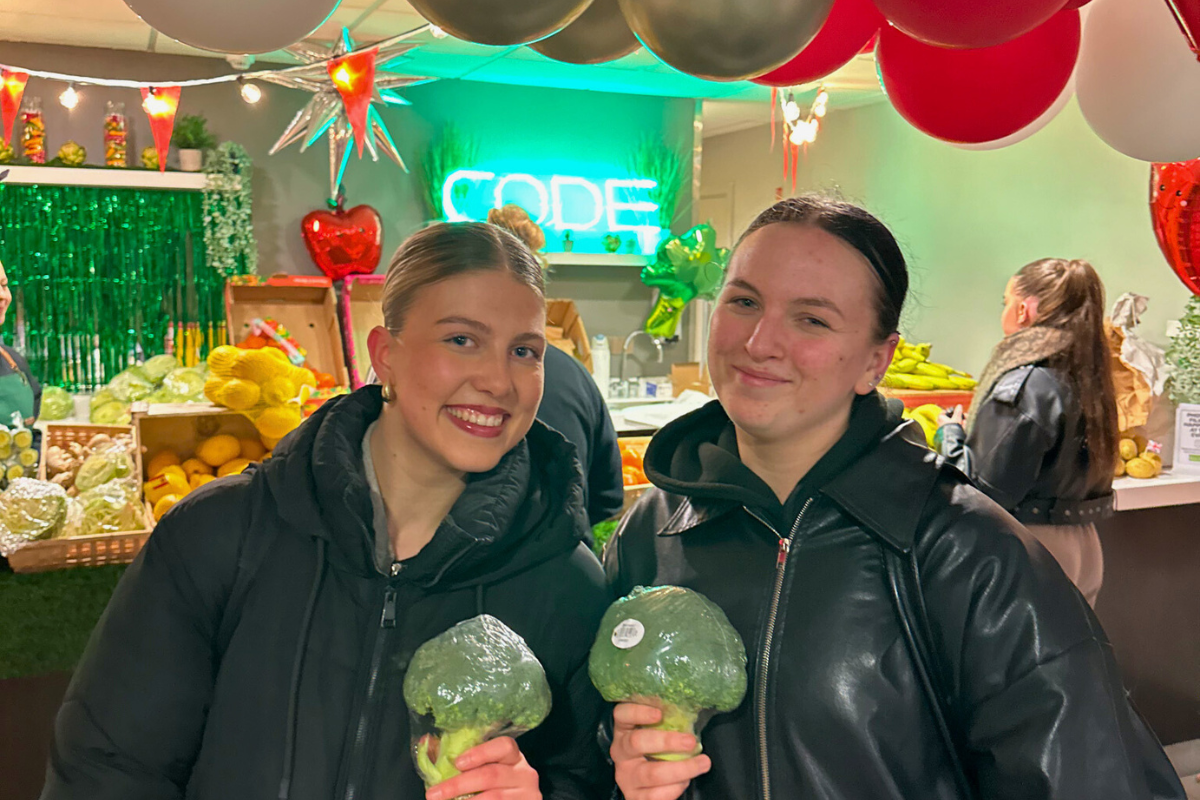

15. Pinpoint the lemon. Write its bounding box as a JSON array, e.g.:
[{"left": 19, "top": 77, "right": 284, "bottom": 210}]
[
  {"left": 291, "top": 367, "right": 317, "bottom": 389},
  {"left": 217, "top": 457, "right": 252, "bottom": 477},
  {"left": 238, "top": 437, "right": 267, "bottom": 461},
  {"left": 215, "top": 379, "right": 262, "bottom": 411},
  {"left": 153, "top": 493, "right": 183, "bottom": 522},
  {"left": 261, "top": 376, "right": 298, "bottom": 407},
  {"left": 261, "top": 434, "right": 280, "bottom": 451},
  {"left": 1118, "top": 438, "right": 1138, "bottom": 462},
  {"left": 206, "top": 345, "right": 242, "bottom": 378},
  {"left": 232, "top": 349, "right": 291, "bottom": 384},
  {"left": 147, "top": 450, "right": 182, "bottom": 478},
  {"left": 196, "top": 434, "right": 241, "bottom": 468},
  {"left": 181, "top": 457, "right": 213, "bottom": 479},
  {"left": 255, "top": 406, "right": 303, "bottom": 440},
  {"left": 144, "top": 471, "right": 190, "bottom": 505},
  {"left": 190, "top": 473, "right": 216, "bottom": 490},
  {"left": 159, "top": 465, "right": 188, "bottom": 485}
]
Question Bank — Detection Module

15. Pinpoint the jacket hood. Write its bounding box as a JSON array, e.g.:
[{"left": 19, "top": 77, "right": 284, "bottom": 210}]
[{"left": 259, "top": 385, "right": 590, "bottom": 588}]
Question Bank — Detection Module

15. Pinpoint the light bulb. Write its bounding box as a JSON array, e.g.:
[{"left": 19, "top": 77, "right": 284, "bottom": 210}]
[
  {"left": 240, "top": 82, "right": 262, "bottom": 104},
  {"left": 59, "top": 85, "right": 79, "bottom": 110},
  {"left": 143, "top": 93, "right": 172, "bottom": 116},
  {"left": 789, "top": 126, "right": 806, "bottom": 145},
  {"left": 783, "top": 100, "right": 801, "bottom": 123},
  {"left": 430, "top": 25, "right": 448, "bottom": 38},
  {"left": 814, "top": 104, "right": 827, "bottom": 119},
  {"left": 333, "top": 64, "right": 352, "bottom": 87}
]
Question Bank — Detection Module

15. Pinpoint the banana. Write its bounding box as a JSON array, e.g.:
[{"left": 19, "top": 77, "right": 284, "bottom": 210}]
[
  {"left": 892, "top": 358, "right": 919, "bottom": 373},
  {"left": 913, "top": 403, "right": 944, "bottom": 422},
  {"left": 913, "top": 362, "right": 950, "bottom": 378},
  {"left": 887, "top": 374, "right": 940, "bottom": 390},
  {"left": 948, "top": 375, "right": 978, "bottom": 390}
]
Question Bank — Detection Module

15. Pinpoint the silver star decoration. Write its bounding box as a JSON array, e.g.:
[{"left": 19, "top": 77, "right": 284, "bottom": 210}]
[{"left": 263, "top": 25, "right": 432, "bottom": 199}]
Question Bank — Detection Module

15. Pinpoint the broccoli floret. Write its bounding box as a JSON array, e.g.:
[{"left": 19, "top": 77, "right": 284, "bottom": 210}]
[
  {"left": 589, "top": 585, "right": 747, "bottom": 761},
  {"left": 403, "top": 615, "right": 552, "bottom": 788}
]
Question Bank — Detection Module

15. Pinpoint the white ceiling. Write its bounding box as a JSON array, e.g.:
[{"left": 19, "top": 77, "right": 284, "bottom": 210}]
[{"left": 0, "top": 0, "right": 885, "bottom": 136}]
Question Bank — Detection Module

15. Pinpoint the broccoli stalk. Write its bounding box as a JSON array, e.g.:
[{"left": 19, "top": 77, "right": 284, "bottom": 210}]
[
  {"left": 589, "top": 586, "right": 748, "bottom": 762},
  {"left": 404, "top": 615, "right": 552, "bottom": 790}
]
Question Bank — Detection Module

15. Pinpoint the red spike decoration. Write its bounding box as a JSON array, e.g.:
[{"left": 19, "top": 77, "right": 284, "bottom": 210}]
[
  {"left": 1, "top": 70, "right": 29, "bottom": 146},
  {"left": 140, "top": 85, "right": 181, "bottom": 172},
  {"left": 327, "top": 48, "right": 378, "bottom": 158}
]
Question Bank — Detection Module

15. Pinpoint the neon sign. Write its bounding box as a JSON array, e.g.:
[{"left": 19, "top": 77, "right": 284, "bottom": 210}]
[{"left": 442, "top": 168, "right": 662, "bottom": 254}]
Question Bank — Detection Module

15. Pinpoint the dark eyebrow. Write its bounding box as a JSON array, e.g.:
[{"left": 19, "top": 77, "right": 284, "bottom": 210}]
[
  {"left": 436, "top": 316, "right": 490, "bottom": 333},
  {"left": 514, "top": 331, "right": 547, "bottom": 346},
  {"left": 726, "top": 278, "right": 760, "bottom": 295}
]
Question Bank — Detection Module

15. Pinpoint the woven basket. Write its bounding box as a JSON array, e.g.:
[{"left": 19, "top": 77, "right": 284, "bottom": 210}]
[{"left": 7, "top": 422, "right": 151, "bottom": 574}]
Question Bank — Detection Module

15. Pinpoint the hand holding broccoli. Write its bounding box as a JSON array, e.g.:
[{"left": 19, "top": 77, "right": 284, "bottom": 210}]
[{"left": 403, "top": 615, "right": 551, "bottom": 799}]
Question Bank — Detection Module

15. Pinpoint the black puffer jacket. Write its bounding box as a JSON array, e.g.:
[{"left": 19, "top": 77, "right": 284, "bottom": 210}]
[
  {"left": 43, "top": 387, "right": 612, "bottom": 800},
  {"left": 606, "top": 397, "right": 1182, "bottom": 800},
  {"left": 940, "top": 365, "right": 1113, "bottom": 525}
]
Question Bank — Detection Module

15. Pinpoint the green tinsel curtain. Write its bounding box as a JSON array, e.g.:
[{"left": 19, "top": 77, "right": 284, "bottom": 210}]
[{"left": 0, "top": 184, "right": 227, "bottom": 392}]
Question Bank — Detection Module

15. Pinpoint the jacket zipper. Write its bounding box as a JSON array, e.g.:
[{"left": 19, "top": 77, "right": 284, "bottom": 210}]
[
  {"left": 343, "top": 585, "right": 397, "bottom": 800},
  {"left": 746, "top": 498, "right": 813, "bottom": 800}
]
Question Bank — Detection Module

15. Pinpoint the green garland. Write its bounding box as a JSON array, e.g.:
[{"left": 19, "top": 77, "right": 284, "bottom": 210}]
[
  {"left": 0, "top": 184, "right": 224, "bottom": 391},
  {"left": 420, "top": 125, "right": 480, "bottom": 221},
  {"left": 202, "top": 142, "right": 257, "bottom": 277},
  {"left": 1168, "top": 295, "right": 1200, "bottom": 405},
  {"left": 627, "top": 137, "right": 686, "bottom": 231}
]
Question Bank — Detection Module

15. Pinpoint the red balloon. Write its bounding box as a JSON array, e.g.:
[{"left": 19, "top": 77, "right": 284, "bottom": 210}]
[
  {"left": 872, "top": 0, "right": 1066, "bottom": 48},
  {"left": 753, "top": 0, "right": 885, "bottom": 87},
  {"left": 1063, "top": 0, "right": 1092, "bottom": 7},
  {"left": 1151, "top": 160, "right": 1200, "bottom": 295},
  {"left": 877, "top": 10, "right": 1080, "bottom": 145},
  {"left": 1164, "top": 0, "right": 1200, "bottom": 56},
  {"left": 301, "top": 201, "right": 383, "bottom": 282}
]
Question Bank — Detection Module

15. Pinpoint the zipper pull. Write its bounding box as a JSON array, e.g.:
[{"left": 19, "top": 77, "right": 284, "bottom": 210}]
[
  {"left": 380, "top": 587, "right": 397, "bottom": 628},
  {"left": 776, "top": 537, "right": 790, "bottom": 567}
]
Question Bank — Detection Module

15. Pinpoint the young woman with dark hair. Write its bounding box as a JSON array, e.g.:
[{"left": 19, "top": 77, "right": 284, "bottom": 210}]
[{"left": 603, "top": 197, "right": 1180, "bottom": 800}]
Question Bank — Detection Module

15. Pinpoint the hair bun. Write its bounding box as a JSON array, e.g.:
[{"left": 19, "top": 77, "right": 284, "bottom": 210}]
[{"left": 487, "top": 204, "right": 546, "bottom": 253}]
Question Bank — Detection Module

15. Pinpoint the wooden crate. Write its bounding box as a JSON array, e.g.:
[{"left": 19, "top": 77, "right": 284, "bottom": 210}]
[
  {"left": 881, "top": 389, "right": 975, "bottom": 413},
  {"left": 8, "top": 422, "right": 149, "bottom": 574},
  {"left": 546, "top": 299, "right": 592, "bottom": 373},
  {"left": 225, "top": 280, "right": 350, "bottom": 388},
  {"left": 619, "top": 435, "right": 653, "bottom": 510},
  {"left": 340, "top": 275, "right": 386, "bottom": 389},
  {"left": 133, "top": 404, "right": 261, "bottom": 481}
]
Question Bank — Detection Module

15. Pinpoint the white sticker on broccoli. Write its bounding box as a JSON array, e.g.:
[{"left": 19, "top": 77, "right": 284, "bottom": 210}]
[{"left": 612, "top": 619, "right": 645, "bottom": 649}]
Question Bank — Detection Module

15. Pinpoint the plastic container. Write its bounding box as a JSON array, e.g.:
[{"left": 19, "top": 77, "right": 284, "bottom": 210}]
[
  {"left": 104, "top": 101, "right": 127, "bottom": 168},
  {"left": 591, "top": 335, "right": 610, "bottom": 399},
  {"left": 20, "top": 97, "right": 45, "bottom": 164}
]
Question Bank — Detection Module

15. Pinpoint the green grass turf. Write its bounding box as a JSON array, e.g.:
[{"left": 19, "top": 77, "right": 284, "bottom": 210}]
[{"left": 0, "top": 565, "right": 125, "bottom": 680}]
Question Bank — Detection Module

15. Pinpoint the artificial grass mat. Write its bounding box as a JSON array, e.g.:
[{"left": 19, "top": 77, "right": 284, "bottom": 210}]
[{"left": 0, "top": 565, "right": 125, "bottom": 680}]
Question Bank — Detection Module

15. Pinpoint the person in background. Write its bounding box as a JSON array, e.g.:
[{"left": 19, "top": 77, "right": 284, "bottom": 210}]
[
  {"left": 937, "top": 258, "right": 1118, "bottom": 607},
  {"left": 0, "top": 259, "right": 41, "bottom": 428},
  {"left": 486, "top": 205, "right": 624, "bottom": 527},
  {"left": 604, "top": 197, "right": 1181, "bottom": 800},
  {"left": 43, "top": 223, "right": 611, "bottom": 800}
]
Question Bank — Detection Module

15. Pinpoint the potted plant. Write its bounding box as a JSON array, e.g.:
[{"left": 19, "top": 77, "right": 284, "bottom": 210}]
[{"left": 172, "top": 114, "right": 217, "bottom": 172}]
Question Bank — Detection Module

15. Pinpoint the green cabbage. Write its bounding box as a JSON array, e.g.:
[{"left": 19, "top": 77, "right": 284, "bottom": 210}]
[
  {"left": 90, "top": 401, "right": 131, "bottom": 425},
  {"left": 141, "top": 354, "right": 179, "bottom": 384},
  {"left": 0, "top": 478, "right": 69, "bottom": 547},
  {"left": 39, "top": 387, "right": 74, "bottom": 421},
  {"left": 107, "top": 368, "right": 154, "bottom": 402},
  {"left": 74, "top": 446, "right": 135, "bottom": 493},
  {"left": 159, "top": 367, "right": 206, "bottom": 402},
  {"left": 77, "top": 478, "right": 146, "bottom": 536}
]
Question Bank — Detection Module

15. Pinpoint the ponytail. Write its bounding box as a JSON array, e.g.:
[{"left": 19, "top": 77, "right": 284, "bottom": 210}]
[{"left": 1014, "top": 259, "right": 1119, "bottom": 487}]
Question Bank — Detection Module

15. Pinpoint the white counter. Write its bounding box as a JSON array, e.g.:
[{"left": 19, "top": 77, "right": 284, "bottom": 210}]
[{"left": 1113, "top": 469, "right": 1200, "bottom": 512}]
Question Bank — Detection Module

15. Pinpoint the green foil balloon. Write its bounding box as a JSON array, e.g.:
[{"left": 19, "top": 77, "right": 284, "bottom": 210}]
[{"left": 640, "top": 223, "right": 729, "bottom": 339}]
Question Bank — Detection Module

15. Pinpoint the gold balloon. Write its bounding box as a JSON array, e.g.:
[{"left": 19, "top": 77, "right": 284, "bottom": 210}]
[
  {"left": 617, "top": 0, "right": 836, "bottom": 81},
  {"left": 409, "top": 0, "right": 593, "bottom": 46},
  {"left": 530, "top": 0, "right": 640, "bottom": 64}
]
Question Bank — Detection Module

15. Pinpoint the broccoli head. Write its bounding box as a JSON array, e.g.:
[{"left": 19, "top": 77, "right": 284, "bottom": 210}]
[
  {"left": 589, "top": 585, "right": 747, "bottom": 761},
  {"left": 402, "top": 614, "right": 552, "bottom": 788}
]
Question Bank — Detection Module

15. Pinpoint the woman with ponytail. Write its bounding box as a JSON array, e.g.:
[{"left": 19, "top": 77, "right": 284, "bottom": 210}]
[{"left": 938, "top": 258, "right": 1119, "bottom": 607}]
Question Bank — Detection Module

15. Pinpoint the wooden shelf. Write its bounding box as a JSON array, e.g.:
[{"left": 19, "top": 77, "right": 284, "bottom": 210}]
[
  {"left": 545, "top": 252, "right": 651, "bottom": 267},
  {"left": 0, "top": 165, "right": 209, "bottom": 190}
]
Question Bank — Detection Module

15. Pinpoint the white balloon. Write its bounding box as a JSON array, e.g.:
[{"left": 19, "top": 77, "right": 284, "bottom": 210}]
[
  {"left": 122, "top": 0, "right": 342, "bottom": 54},
  {"left": 954, "top": 73, "right": 1076, "bottom": 151},
  {"left": 1076, "top": 0, "right": 1200, "bottom": 163}
]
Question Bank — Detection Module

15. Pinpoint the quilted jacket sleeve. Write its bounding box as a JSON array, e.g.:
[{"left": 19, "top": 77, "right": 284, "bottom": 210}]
[
  {"left": 41, "top": 482, "right": 247, "bottom": 799},
  {"left": 917, "top": 482, "right": 1183, "bottom": 800}
]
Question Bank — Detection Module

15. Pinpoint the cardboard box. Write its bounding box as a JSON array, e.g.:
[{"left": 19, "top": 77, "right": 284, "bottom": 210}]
[
  {"left": 341, "top": 275, "right": 386, "bottom": 389},
  {"left": 546, "top": 299, "right": 592, "bottom": 373},
  {"left": 133, "top": 404, "right": 263, "bottom": 482},
  {"left": 225, "top": 282, "right": 350, "bottom": 387},
  {"left": 670, "top": 362, "right": 711, "bottom": 397}
]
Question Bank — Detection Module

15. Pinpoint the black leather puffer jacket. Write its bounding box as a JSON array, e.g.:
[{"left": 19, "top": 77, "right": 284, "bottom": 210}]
[
  {"left": 605, "top": 398, "right": 1181, "bottom": 800},
  {"left": 940, "top": 365, "right": 1113, "bottom": 525}
]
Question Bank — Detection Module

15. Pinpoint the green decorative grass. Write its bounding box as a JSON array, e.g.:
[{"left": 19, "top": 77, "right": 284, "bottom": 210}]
[{"left": 0, "top": 565, "right": 125, "bottom": 680}]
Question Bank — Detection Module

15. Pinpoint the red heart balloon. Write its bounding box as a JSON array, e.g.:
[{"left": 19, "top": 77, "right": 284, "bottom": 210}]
[
  {"left": 753, "top": 0, "right": 884, "bottom": 87},
  {"left": 1151, "top": 159, "right": 1200, "bottom": 296},
  {"left": 301, "top": 202, "right": 383, "bottom": 282}
]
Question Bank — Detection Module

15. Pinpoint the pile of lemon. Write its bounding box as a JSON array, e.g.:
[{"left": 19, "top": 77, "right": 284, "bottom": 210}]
[
  {"left": 143, "top": 434, "right": 272, "bottom": 521},
  {"left": 1116, "top": 433, "right": 1163, "bottom": 480},
  {"left": 204, "top": 346, "right": 316, "bottom": 441}
]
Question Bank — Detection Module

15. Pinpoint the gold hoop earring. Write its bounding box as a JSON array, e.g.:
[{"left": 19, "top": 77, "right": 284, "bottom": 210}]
[{"left": 381, "top": 384, "right": 395, "bottom": 403}]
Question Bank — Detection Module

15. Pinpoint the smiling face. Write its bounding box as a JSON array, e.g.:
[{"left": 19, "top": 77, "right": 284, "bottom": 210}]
[
  {"left": 708, "top": 223, "right": 897, "bottom": 446},
  {"left": 367, "top": 269, "right": 546, "bottom": 477},
  {"left": 0, "top": 261, "right": 9, "bottom": 327}
]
